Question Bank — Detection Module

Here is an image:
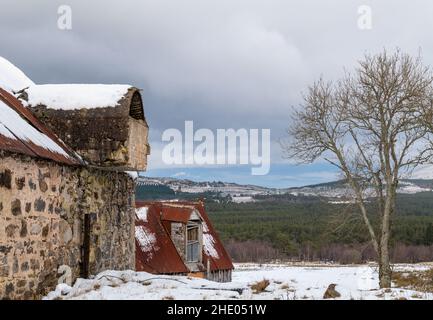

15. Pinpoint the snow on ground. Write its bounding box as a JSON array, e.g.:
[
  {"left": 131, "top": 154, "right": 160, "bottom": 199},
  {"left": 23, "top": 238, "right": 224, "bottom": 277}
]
[
  {"left": 232, "top": 196, "right": 255, "bottom": 203},
  {"left": 44, "top": 263, "right": 433, "bottom": 300},
  {"left": 328, "top": 200, "right": 354, "bottom": 204},
  {"left": 398, "top": 184, "right": 431, "bottom": 194}
]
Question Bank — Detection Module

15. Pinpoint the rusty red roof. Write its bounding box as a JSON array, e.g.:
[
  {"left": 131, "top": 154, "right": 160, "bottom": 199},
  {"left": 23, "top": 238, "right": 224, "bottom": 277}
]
[
  {"left": 161, "top": 206, "right": 197, "bottom": 223},
  {"left": 135, "top": 201, "right": 234, "bottom": 275},
  {"left": 135, "top": 204, "right": 188, "bottom": 274},
  {"left": 0, "top": 87, "right": 81, "bottom": 165},
  {"left": 193, "top": 202, "right": 234, "bottom": 272}
]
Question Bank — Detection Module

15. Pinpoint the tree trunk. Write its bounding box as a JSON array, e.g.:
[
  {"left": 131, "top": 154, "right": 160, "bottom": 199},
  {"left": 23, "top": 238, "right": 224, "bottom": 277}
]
[
  {"left": 378, "top": 184, "right": 396, "bottom": 288},
  {"left": 378, "top": 223, "right": 392, "bottom": 288}
]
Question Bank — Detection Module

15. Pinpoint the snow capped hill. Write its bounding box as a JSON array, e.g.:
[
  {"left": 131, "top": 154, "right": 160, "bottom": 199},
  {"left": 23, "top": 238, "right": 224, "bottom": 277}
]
[
  {"left": 283, "top": 179, "right": 433, "bottom": 198},
  {"left": 138, "top": 177, "right": 277, "bottom": 196},
  {"left": 138, "top": 176, "right": 433, "bottom": 202}
]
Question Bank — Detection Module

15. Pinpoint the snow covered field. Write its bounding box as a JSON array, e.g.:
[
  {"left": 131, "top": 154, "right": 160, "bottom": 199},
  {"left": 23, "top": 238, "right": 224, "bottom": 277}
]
[{"left": 44, "top": 263, "right": 433, "bottom": 300}]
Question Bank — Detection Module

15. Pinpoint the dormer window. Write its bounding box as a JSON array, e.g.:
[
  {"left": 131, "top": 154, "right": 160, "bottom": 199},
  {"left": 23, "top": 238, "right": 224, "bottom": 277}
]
[{"left": 162, "top": 206, "right": 204, "bottom": 268}]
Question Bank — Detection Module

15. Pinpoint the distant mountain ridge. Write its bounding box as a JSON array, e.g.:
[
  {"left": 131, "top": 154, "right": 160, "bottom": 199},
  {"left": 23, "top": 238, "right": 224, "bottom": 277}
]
[
  {"left": 137, "top": 176, "right": 433, "bottom": 201},
  {"left": 138, "top": 176, "right": 275, "bottom": 194}
]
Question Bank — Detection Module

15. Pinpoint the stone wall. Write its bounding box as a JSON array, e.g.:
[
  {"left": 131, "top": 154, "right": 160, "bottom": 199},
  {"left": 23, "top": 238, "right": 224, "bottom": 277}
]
[
  {"left": 171, "top": 222, "right": 186, "bottom": 260},
  {"left": 127, "top": 117, "right": 149, "bottom": 170},
  {"left": 29, "top": 101, "right": 149, "bottom": 171},
  {"left": 29, "top": 106, "right": 130, "bottom": 166},
  {"left": 0, "top": 151, "right": 135, "bottom": 299}
]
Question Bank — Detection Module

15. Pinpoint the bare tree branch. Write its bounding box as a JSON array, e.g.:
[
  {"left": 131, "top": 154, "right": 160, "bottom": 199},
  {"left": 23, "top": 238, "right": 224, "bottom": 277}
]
[{"left": 283, "top": 49, "right": 433, "bottom": 288}]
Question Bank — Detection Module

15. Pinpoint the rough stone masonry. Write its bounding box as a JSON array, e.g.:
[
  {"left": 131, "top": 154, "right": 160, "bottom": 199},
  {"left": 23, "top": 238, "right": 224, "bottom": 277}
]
[{"left": 0, "top": 151, "right": 135, "bottom": 299}]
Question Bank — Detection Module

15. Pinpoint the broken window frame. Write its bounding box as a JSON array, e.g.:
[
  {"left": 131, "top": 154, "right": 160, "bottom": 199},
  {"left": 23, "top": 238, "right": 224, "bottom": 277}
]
[{"left": 186, "top": 222, "right": 201, "bottom": 263}]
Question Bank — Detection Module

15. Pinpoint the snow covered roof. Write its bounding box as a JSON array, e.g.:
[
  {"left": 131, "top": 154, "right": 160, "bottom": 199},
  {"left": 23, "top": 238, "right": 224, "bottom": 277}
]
[
  {"left": 0, "top": 88, "right": 81, "bottom": 165},
  {"left": 135, "top": 205, "right": 189, "bottom": 274},
  {"left": 203, "top": 225, "right": 220, "bottom": 259},
  {"left": 135, "top": 201, "right": 234, "bottom": 274},
  {"left": 0, "top": 56, "right": 146, "bottom": 168},
  {"left": 0, "top": 56, "right": 34, "bottom": 94},
  {"left": 135, "top": 225, "right": 157, "bottom": 257},
  {"left": 0, "top": 56, "right": 136, "bottom": 112},
  {"left": 22, "top": 84, "right": 133, "bottom": 110},
  {"left": 136, "top": 206, "right": 149, "bottom": 222}
]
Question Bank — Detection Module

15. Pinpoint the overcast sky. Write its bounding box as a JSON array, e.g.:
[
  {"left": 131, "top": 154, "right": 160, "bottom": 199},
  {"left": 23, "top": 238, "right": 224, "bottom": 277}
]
[{"left": 1, "top": 0, "right": 432, "bottom": 187}]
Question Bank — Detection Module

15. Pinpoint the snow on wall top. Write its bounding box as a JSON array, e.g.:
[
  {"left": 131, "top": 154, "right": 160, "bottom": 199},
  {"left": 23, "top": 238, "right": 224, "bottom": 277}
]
[
  {"left": 23, "top": 84, "right": 132, "bottom": 110},
  {"left": 0, "top": 99, "right": 72, "bottom": 158},
  {"left": 0, "top": 56, "right": 35, "bottom": 93}
]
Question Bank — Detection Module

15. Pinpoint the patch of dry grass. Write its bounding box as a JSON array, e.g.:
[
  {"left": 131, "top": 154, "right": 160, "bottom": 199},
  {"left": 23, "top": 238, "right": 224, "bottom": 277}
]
[
  {"left": 392, "top": 268, "right": 433, "bottom": 293},
  {"left": 250, "top": 279, "right": 270, "bottom": 293}
]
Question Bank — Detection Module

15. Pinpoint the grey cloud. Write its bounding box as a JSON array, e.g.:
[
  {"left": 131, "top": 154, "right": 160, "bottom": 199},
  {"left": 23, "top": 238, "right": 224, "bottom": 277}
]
[{"left": 1, "top": 0, "right": 433, "bottom": 167}]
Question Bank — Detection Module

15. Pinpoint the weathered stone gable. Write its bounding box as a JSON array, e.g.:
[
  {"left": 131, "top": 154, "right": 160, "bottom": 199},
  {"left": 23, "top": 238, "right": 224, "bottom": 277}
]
[
  {"left": 0, "top": 151, "right": 135, "bottom": 299},
  {"left": 26, "top": 88, "right": 150, "bottom": 171},
  {"left": 171, "top": 222, "right": 186, "bottom": 260},
  {"left": 29, "top": 106, "right": 130, "bottom": 166}
]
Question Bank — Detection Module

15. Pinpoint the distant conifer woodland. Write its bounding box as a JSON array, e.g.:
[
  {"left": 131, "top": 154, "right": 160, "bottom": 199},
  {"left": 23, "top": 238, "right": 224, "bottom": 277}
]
[{"left": 206, "top": 192, "right": 433, "bottom": 264}]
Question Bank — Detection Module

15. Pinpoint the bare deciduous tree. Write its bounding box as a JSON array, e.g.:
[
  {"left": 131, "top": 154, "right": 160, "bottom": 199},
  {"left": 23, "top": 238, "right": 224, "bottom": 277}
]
[{"left": 283, "top": 50, "right": 433, "bottom": 288}]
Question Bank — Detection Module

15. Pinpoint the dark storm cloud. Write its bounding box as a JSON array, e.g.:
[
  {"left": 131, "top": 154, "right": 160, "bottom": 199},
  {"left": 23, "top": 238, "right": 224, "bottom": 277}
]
[{"left": 1, "top": 0, "right": 433, "bottom": 170}]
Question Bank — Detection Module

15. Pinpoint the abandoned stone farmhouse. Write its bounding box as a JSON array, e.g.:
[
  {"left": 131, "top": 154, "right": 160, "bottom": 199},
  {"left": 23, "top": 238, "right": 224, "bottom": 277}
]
[{"left": 0, "top": 57, "right": 149, "bottom": 299}]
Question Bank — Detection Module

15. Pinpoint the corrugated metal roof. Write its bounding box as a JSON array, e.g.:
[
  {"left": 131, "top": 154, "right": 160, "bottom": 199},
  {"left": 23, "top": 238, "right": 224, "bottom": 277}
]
[
  {"left": 135, "top": 201, "right": 234, "bottom": 275},
  {"left": 194, "top": 202, "right": 234, "bottom": 271},
  {"left": 161, "top": 206, "right": 197, "bottom": 223},
  {"left": 135, "top": 204, "right": 189, "bottom": 274},
  {"left": 0, "top": 87, "right": 81, "bottom": 165}
]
